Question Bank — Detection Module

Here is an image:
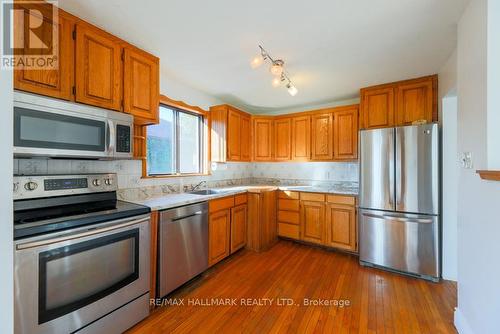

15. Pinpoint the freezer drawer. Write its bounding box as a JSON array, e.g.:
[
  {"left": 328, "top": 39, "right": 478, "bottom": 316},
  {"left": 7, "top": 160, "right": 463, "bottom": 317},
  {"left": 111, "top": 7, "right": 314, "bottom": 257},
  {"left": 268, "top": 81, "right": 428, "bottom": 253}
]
[
  {"left": 360, "top": 128, "right": 395, "bottom": 211},
  {"left": 359, "top": 209, "right": 440, "bottom": 279},
  {"left": 396, "top": 124, "right": 439, "bottom": 215}
]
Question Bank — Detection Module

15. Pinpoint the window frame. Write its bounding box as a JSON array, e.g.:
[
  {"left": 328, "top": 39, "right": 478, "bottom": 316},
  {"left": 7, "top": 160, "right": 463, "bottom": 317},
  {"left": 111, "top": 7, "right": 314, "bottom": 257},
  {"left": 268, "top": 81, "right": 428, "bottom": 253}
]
[{"left": 143, "top": 95, "right": 210, "bottom": 178}]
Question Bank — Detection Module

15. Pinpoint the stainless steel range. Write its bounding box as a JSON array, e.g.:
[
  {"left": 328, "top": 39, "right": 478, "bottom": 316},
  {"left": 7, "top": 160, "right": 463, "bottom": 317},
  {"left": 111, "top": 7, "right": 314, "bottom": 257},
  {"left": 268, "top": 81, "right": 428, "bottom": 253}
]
[{"left": 14, "top": 174, "right": 151, "bottom": 334}]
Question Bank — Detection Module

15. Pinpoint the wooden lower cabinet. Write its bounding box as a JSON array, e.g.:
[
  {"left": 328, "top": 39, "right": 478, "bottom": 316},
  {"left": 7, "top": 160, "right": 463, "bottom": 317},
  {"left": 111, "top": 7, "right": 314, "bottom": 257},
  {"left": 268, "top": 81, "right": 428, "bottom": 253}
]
[
  {"left": 247, "top": 189, "right": 277, "bottom": 252},
  {"left": 208, "top": 208, "right": 231, "bottom": 266},
  {"left": 300, "top": 201, "right": 325, "bottom": 245},
  {"left": 230, "top": 204, "right": 247, "bottom": 253},
  {"left": 324, "top": 204, "right": 357, "bottom": 251}
]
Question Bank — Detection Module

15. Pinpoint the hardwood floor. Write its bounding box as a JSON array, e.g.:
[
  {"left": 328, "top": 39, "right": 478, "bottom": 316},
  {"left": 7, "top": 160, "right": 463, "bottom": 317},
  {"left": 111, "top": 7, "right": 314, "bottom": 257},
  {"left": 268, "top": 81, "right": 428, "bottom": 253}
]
[{"left": 128, "top": 241, "right": 457, "bottom": 334}]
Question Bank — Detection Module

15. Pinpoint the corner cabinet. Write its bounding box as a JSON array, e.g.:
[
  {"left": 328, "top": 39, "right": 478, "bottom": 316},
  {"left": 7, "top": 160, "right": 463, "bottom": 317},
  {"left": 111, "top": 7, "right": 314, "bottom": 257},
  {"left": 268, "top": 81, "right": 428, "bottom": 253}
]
[
  {"left": 274, "top": 117, "right": 292, "bottom": 161},
  {"left": 123, "top": 47, "right": 159, "bottom": 124},
  {"left": 252, "top": 117, "right": 274, "bottom": 161},
  {"left": 210, "top": 105, "right": 252, "bottom": 162},
  {"left": 291, "top": 115, "right": 311, "bottom": 161},
  {"left": 13, "top": 3, "right": 75, "bottom": 100},
  {"left": 75, "top": 23, "right": 123, "bottom": 111},
  {"left": 360, "top": 75, "right": 437, "bottom": 130}
]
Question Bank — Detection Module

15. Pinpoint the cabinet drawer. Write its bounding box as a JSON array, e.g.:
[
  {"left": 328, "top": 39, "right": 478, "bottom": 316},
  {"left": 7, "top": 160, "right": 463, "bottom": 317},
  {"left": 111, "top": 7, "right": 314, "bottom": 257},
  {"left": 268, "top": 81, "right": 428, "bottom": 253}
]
[
  {"left": 327, "top": 195, "right": 356, "bottom": 206},
  {"left": 278, "top": 191, "right": 299, "bottom": 200},
  {"left": 234, "top": 193, "right": 248, "bottom": 205},
  {"left": 278, "top": 199, "right": 299, "bottom": 212},
  {"left": 209, "top": 196, "right": 235, "bottom": 213},
  {"left": 278, "top": 223, "right": 300, "bottom": 239},
  {"left": 300, "top": 192, "right": 325, "bottom": 202},
  {"left": 278, "top": 211, "right": 300, "bottom": 225}
]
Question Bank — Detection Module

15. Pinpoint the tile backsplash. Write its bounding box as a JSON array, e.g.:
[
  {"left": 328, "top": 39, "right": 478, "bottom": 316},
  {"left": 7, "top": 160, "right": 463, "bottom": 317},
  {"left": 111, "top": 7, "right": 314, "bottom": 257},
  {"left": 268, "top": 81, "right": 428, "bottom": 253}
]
[{"left": 14, "top": 159, "right": 359, "bottom": 200}]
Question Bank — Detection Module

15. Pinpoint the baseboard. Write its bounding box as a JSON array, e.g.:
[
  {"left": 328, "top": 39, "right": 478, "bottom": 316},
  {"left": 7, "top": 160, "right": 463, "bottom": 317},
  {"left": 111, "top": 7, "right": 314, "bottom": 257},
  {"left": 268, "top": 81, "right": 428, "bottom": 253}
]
[{"left": 454, "top": 307, "right": 474, "bottom": 334}]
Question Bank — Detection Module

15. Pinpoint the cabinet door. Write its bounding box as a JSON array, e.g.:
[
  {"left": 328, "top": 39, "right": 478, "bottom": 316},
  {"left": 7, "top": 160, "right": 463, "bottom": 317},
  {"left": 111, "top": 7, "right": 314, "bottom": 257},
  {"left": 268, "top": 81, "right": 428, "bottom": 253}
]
[
  {"left": 291, "top": 116, "right": 311, "bottom": 161},
  {"left": 396, "top": 80, "right": 434, "bottom": 126},
  {"left": 361, "top": 87, "right": 395, "bottom": 129},
  {"left": 311, "top": 113, "right": 334, "bottom": 161},
  {"left": 230, "top": 204, "right": 247, "bottom": 253},
  {"left": 227, "top": 109, "right": 241, "bottom": 161},
  {"left": 13, "top": 4, "right": 74, "bottom": 100},
  {"left": 300, "top": 201, "right": 325, "bottom": 245},
  {"left": 253, "top": 118, "right": 273, "bottom": 161},
  {"left": 208, "top": 209, "right": 231, "bottom": 266},
  {"left": 334, "top": 107, "right": 359, "bottom": 160},
  {"left": 240, "top": 115, "right": 251, "bottom": 161},
  {"left": 274, "top": 118, "right": 291, "bottom": 161},
  {"left": 123, "top": 47, "right": 159, "bottom": 124},
  {"left": 325, "top": 204, "right": 357, "bottom": 251},
  {"left": 75, "top": 23, "right": 122, "bottom": 111}
]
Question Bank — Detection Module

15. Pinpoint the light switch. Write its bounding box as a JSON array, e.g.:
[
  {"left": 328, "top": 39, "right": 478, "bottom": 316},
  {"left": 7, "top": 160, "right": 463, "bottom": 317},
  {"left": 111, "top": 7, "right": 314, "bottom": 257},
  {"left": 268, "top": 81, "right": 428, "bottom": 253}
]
[{"left": 460, "top": 152, "right": 473, "bottom": 169}]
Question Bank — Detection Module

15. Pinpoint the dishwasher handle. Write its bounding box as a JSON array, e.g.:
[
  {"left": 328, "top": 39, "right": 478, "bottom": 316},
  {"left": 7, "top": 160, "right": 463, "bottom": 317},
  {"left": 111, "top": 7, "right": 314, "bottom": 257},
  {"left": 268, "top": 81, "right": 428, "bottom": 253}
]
[{"left": 171, "top": 211, "right": 204, "bottom": 222}]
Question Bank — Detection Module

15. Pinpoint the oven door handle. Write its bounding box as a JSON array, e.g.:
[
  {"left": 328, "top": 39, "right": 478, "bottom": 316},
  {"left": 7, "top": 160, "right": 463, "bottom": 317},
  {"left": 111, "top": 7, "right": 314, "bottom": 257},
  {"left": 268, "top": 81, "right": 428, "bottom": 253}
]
[{"left": 16, "top": 216, "right": 150, "bottom": 250}]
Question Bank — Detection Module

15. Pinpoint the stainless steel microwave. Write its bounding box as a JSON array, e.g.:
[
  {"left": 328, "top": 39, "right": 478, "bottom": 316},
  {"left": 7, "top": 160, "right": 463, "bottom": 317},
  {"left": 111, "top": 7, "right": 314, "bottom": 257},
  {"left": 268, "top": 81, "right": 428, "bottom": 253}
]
[{"left": 14, "top": 91, "right": 133, "bottom": 159}]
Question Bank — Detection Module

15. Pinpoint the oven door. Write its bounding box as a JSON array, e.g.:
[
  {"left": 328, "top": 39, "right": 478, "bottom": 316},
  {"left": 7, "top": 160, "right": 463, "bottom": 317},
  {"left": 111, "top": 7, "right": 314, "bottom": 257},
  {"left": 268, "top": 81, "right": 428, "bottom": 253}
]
[
  {"left": 14, "top": 215, "right": 150, "bottom": 334},
  {"left": 13, "top": 106, "right": 110, "bottom": 159}
]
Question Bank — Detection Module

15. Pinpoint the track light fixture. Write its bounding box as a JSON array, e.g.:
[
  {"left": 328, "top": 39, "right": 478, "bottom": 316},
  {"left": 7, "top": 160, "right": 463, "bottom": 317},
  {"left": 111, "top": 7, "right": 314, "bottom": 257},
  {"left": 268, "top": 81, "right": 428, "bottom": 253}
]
[{"left": 250, "top": 45, "right": 298, "bottom": 96}]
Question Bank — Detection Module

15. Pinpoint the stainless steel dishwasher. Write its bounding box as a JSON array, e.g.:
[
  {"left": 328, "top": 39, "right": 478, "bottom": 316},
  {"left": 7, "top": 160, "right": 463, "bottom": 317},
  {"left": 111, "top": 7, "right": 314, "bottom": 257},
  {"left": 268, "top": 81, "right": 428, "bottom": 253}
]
[{"left": 157, "top": 202, "right": 208, "bottom": 298}]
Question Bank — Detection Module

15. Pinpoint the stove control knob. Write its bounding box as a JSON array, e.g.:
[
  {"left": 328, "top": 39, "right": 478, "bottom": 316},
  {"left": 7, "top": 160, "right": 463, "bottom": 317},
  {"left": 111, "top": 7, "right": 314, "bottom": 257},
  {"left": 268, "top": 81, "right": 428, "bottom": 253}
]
[
  {"left": 24, "top": 181, "right": 38, "bottom": 191},
  {"left": 13, "top": 183, "right": 19, "bottom": 192},
  {"left": 92, "top": 179, "right": 102, "bottom": 187},
  {"left": 105, "top": 178, "right": 113, "bottom": 186}
]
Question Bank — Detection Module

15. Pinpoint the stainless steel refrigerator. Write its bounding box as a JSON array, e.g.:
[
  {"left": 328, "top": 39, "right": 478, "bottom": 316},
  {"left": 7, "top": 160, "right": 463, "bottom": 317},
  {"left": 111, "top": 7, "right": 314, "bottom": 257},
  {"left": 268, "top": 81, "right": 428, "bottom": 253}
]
[{"left": 359, "top": 123, "right": 440, "bottom": 281}]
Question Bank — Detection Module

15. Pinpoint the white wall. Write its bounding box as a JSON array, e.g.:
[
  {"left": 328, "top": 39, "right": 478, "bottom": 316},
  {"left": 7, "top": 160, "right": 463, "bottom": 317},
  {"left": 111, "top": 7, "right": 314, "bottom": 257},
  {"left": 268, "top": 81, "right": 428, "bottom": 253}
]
[
  {"left": 0, "top": 71, "right": 14, "bottom": 332},
  {"left": 441, "top": 96, "right": 458, "bottom": 281},
  {"left": 455, "top": 0, "right": 500, "bottom": 333},
  {"left": 439, "top": 48, "right": 459, "bottom": 282},
  {"left": 159, "top": 68, "right": 223, "bottom": 110}
]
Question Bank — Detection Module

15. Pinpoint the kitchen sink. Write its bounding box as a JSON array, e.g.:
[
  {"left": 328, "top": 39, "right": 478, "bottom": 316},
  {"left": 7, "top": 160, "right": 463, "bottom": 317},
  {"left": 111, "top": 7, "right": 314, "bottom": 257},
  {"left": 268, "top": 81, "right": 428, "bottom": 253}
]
[{"left": 188, "top": 189, "right": 229, "bottom": 195}]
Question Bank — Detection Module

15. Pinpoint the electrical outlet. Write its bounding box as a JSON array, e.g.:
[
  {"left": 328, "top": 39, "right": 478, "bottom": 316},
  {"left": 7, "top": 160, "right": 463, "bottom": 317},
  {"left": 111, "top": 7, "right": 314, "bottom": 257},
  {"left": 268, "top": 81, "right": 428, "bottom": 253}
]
[{"left": 460, "top": 152, "right": 473, "bottom": 169}]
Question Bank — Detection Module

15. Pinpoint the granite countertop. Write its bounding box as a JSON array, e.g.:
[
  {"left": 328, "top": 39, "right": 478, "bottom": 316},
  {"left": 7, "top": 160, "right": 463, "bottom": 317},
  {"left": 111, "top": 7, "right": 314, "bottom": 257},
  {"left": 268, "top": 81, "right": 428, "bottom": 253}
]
[{"left": 129, "top": 184, "right": 358, "bottom": 211}]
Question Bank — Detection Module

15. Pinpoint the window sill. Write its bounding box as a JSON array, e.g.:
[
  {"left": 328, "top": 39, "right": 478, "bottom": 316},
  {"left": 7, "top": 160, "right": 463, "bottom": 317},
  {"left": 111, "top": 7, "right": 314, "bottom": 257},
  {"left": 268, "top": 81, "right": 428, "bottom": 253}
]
[
  {"left": 476, "top": 170, "right": 500, "bottom": 181},
  {"left": 142, "top": 173, "right": 211, "bottom": 179}
]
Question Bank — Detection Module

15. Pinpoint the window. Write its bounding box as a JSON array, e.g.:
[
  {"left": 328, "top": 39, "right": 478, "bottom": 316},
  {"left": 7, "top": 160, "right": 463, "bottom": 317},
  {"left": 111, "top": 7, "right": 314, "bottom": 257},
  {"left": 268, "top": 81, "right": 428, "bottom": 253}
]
[{"left": 147, "top": 105, "right": 204, "bottom": 175}]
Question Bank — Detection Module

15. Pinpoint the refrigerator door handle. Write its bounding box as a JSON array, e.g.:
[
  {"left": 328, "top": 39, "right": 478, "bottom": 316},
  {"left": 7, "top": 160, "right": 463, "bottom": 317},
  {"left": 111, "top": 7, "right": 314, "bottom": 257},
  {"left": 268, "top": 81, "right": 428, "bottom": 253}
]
[
  {"left": 395, "top": 127, "right": 402, "bottom": 207},
  {"left": 362, "top": 212, "right": 434, "bottom": 224}
]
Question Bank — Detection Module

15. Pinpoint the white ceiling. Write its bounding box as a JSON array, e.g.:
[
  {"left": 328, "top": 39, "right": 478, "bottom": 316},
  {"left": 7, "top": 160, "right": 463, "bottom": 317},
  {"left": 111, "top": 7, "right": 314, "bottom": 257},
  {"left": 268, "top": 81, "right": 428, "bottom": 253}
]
[{"left": 58, "top": 0, "right": 468, "bottom": 113}]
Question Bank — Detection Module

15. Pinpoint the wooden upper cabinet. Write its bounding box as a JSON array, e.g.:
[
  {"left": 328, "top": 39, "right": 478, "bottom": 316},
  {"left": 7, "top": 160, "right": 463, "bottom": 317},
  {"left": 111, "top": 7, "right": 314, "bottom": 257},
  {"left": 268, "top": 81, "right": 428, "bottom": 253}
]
[
  {"left": 396, "top": 78, "right": 435, "bottom": 126},
  {"left": 360, "top": 75, "right": 438, "bottom": 130},
  {"left": 208, "top": 208, "right": 231, "bottom": 266},
  {"left": 253, "top": 118, "right": 273, "bottom": 161},
  {"left": 291, "top": 115, "right": 311, "bottom": 161},
  {"left": 123, "top": 46, "right": 159, "bottom": 124},
  {"left": 311, "top": 113, "right": 334, "bottom": 161},
  {"left": 300, "top": 200, "right": 325, "bottom": 245},
  {"left": 230, "top": 204, "right": 247, "bottom": 253},
  {"left": 274, "top": 118, "right": 291, "bottom": 161},
  {"left": 240, "top": 115, "right": 251, "bottom": 161},
  {"left": 75, "top": 23, "right": 122, "bottom": 111},
  {"left": 360, "top": 87, "right": 395, "bottom": 129},
  {"left": 324, "top": 204, "right": 357, "bottom": 251},
  {"left": 227, "top": 108, "right": 242, "bottom": 160},
  {"left": 13, "top": 4, "right": 75, "bottom": 100},
  {"left": 210, "top": 105, "right": 251, "bottom": 162},
  {"left": 334, "top": 106, "right": 359, "bottom": 160}
]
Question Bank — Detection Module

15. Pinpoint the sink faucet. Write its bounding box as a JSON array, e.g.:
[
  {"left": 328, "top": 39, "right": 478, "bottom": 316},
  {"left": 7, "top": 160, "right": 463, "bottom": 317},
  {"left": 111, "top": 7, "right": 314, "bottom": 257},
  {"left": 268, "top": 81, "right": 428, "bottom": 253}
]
[{"left": 191, "top": 181, "right": 207, "bottom": 191}]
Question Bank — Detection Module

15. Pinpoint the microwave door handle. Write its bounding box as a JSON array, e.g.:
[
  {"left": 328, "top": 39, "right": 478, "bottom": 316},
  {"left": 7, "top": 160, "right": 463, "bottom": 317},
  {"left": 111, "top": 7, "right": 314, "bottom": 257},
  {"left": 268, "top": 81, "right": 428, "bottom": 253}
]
[{"left": 107, "top": 119, "right": 115, "bottom": 154}]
